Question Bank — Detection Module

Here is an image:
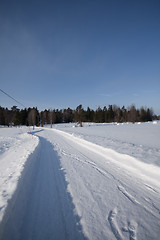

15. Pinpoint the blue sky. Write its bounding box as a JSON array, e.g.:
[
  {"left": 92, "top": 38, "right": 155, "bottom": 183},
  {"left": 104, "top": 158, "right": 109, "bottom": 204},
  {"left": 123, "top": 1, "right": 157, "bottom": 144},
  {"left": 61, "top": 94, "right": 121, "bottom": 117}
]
[{"left": 0, "top": 0, "right": 160, "bottom": 114}]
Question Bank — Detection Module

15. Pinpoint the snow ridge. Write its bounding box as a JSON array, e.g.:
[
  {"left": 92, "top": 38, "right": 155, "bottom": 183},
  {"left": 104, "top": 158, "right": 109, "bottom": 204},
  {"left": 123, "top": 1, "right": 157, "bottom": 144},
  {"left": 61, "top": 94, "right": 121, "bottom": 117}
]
[{"left": 51, "top": 128, "right": 160, "bottom": 187}]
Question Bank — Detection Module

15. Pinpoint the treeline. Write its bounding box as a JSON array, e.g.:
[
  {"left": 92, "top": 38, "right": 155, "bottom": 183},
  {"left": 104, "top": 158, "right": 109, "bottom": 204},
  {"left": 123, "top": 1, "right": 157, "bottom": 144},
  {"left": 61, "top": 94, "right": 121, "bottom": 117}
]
[{"left": 0, "top": 104, "right": 158, "bottom": 127}]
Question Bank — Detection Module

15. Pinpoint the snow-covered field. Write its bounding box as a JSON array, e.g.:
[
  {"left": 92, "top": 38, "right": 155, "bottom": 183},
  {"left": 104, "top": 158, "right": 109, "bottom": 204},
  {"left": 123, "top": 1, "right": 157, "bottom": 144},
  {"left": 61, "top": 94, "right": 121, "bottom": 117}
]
[{"left": 0, "top": 122, "right": 160, "bottom": 239}]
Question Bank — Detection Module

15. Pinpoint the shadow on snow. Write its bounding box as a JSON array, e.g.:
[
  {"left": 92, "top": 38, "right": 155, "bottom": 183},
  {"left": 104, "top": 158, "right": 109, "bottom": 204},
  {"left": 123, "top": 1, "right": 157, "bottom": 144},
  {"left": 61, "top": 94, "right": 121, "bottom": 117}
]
[{"left": 27, "top": 129, "right": 44, "bottom": 135}]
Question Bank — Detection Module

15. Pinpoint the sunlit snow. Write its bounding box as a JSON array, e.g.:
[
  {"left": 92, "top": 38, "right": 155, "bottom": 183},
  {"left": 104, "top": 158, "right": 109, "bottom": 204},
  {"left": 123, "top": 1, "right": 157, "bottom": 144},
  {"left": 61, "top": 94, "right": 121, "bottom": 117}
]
[{"left": 0, "top": 122, "right": 160, "bottom": 239}]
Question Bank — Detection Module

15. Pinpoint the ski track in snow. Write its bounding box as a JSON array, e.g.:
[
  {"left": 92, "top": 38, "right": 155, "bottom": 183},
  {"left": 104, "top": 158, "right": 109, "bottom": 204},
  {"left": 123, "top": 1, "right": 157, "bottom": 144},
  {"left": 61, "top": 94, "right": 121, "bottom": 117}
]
[
  {"left": 117, "top": 185, "right": 140, "bottom": 205},
  {"left": 0, "top": 125, "right": 160, "bottom": 239}
]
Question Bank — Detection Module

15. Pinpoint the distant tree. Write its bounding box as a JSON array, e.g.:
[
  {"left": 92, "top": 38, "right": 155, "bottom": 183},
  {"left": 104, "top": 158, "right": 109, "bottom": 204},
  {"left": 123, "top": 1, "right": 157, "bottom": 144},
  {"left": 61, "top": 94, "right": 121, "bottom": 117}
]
[
  {"left": 140, "top": 107, "right": 146, "bottom": 122},
  {"left": 52, "top": 110, "right": 56, "bottom": 124},
  {"left": 74, "top": 105, "right": 84, "bottom": 125},
  {"left": 40, "top": 111, "right": 44, "bottom": 127},
  {"left": 128, "top": 105, "right": 137, "bottom": 123},
  {"left": 113, "top": 105, "right": 122, "bottom": 122},
  {"left": 140, "top": 107, "right": 153, "bottom": 122},
  {"left": 14, "top": 111, "right": 21, "bottom": 126},
  {"left": 103, "top": 106, "right": 108, "bottom": 122},
  {"left": 28, "top": 108, "right": 39, "bottom": 129},
  {"left": 146, "top": 108, "right": 153, "bottom": 121},
  {"left": 108, "top": 105, "right": 114, "bottom": 122},
  {"left": 94, "top": 107, "right": 104, "bottom": 123},
  {"left": 0, "top": 104, "right": 156, "bottom": 127},
  {"left": 10, "top": 106, "right": 19, "bottom": 125},
  {"left": 63, "top": 108, "right": 74, "bottom": 123},
  {"left": 55, "top": 109, "right": 63, "bottom": 123},
  {"left": 86, "top": 107, "right": 94, "bottom": 122},
  {"left": 0, "top": 107, "right": 5, "bottom": 125},
  {"left": 20, "top": 109, "right": 28, "bottom": 125},
  {"left": 40, "top": 110, "right": 48, "bottom": 127},
  {"left": 122, "top": 106, "right": 127, "bottom": 122},
  {"left": 4, "top": 108, "right": 11, "bottom": 126},
  {"left": 49, "top": 109, "right": 55, "bottom": 128}
]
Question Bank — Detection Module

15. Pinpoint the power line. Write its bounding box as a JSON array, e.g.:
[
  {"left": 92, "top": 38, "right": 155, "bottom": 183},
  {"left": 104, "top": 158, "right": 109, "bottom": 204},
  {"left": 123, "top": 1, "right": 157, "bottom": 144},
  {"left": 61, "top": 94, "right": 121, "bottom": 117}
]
[{"left": 0, "top": 88, "right": 26, "bottom": 108}]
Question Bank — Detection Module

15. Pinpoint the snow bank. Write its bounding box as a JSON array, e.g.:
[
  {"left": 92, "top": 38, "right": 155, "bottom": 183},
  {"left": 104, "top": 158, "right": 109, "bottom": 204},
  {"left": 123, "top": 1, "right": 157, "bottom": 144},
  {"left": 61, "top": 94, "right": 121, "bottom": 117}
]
[
  {"left": 51, "top": 121, "right": 160, "bottom": 167},
  {"left": 51, "top": 128, "right": 160, "bottom": 187},
  {"left": 0, "top": 127, "right": 39, "bottom": 222}
]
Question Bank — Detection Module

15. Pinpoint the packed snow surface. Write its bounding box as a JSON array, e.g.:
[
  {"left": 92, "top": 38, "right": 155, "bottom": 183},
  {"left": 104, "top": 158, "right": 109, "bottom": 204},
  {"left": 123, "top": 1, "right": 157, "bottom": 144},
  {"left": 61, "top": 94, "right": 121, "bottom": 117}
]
[{"left": 0, "top": 122, "right": 160, "bottom": 239}]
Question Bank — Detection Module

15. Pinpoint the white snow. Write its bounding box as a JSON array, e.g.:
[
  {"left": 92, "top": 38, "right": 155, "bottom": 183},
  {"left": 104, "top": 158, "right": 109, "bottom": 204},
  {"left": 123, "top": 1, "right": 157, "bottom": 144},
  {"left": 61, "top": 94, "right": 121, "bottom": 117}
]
[
  {"left": 52, "top": 121, "right": 160, "bottom": 166},
  {"left": 0, "top": 122, "right": 160, "bottom": 239},
  {"left": 0, "top": 127, "right": 39, "bottom": 222}
]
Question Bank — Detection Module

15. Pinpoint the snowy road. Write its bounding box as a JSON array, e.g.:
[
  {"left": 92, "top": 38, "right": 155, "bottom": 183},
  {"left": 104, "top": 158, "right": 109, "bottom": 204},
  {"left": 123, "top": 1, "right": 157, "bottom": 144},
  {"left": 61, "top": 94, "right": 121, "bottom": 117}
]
[
  {"left": 0, "top": 130, "right": 86, "bottom": 240},
  {"left": 0, "top": 126, "right": 160, "bottom": 239}
]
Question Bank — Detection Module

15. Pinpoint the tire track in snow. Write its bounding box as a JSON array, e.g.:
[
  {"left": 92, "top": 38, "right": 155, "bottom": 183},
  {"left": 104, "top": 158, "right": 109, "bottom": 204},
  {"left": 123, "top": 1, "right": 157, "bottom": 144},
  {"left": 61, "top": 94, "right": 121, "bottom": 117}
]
[
  {"left": 117, "top": 185, "right": 160, "bottom": 218},
  {"left": 60, "top": 147, "right": 111, "bottom": 239},
  {"left": 51, "top": 128, "right": 160, "bottom": 188},
  {"left": 53, "top": 129, "right": 160, "bottom": 217},
  {"left": 54, "top": 133, "right": 137, "bottom": 240},
  {"left": 60, "top": 142, "right": 123, "bottom": 185},
  {"left": 60, "top": 141, "right": 143, "bottom": 230},
  {"left": 59, "top": 132, "right": 160, "bottom": 222},
  {"left": 117, "top": 186, "right": 140, "bottom": 205}
]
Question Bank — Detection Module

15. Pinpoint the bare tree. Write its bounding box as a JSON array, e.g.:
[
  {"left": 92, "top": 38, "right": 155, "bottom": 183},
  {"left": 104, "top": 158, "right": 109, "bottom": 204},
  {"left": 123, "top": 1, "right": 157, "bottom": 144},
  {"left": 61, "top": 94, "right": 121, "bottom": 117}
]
[{"left": 28, "top": 108, "right": 37, "bottom": 130}]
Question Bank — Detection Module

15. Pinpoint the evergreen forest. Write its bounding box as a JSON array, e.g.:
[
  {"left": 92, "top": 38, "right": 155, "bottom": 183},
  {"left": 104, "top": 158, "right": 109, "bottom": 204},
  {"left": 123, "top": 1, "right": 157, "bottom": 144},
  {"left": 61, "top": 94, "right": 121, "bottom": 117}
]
[{"left": 0, "top": 104, "right": 158, "bottom": 127}]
